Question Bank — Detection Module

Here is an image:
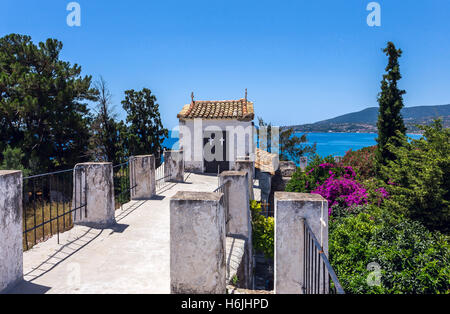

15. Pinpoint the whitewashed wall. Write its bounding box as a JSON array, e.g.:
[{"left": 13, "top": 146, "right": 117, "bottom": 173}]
[{"left": 179, "top": 119, "right": 255, "bottom": 172}]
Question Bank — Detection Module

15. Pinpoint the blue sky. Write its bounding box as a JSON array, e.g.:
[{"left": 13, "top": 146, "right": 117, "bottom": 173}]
[{"left": 1, "top": 0, "right": 449, "bottom": 128}]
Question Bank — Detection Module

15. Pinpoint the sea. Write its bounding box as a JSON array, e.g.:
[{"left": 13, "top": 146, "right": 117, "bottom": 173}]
[{"left": 163, "top": 131, "right": 423, "bottom": 158}]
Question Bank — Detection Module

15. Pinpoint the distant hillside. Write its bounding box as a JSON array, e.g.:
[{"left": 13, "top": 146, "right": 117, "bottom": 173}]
[{"left": 287, "top": 104, "right": 450, "bottom": 133}]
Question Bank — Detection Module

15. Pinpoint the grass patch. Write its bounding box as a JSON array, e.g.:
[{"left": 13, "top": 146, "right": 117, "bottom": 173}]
[{"left": 23, "top": 201, "right": 74, "bottom": 251}]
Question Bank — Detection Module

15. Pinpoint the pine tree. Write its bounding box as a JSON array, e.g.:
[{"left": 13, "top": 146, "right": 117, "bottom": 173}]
[
  {"left": 376, "top": 42, "right": 407, "bottom": 169},
  {"left": 121, "top": 88, "right": 168, "bottom": 156},
  {"left": 0, "top": 34, "right": 97, "bottom": 173}
]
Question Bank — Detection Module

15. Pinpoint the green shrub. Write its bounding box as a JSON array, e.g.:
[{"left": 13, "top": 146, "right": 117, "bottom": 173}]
[
  {"left": 341, "top": 146, "right": 377, "bottom": 180},
  {"left": 380, "top": 120, "right": 450, "bottom": 233},
  {"left": 250, "top": 200, "right": 274, "bottom": 259},
  {"left": 0, "top": 146, "right": 31, "bottom": 176},
  {"left": 329, "top": 206, "right": 450, "bottom": 294},
  {"left": 286, "top": 155, "right": 338, "bottom": 193}
]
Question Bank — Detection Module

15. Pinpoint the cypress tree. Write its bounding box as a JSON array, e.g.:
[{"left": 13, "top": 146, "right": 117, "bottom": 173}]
[{"left": 376, "top": 42, "right": 407, "bottom": 169}]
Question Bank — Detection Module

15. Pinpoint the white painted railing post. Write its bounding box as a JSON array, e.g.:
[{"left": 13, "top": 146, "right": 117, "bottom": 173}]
[
  {"left": 164, "top": 150, "right": 184, "bottom": 182},
  {"left": 72, "top": 162, "right": 115, "bottom": 228},
  {"left": 130, "top": 155, "right": 155, "bottom": 200},
  {"left": 170, "top": 191, "right": 226, "bottom": 294},
  {"left": 0, "top": 170, "right": 23, "bottom": 293},
  {"left": 274, "top": 192, "right": 328, "bottom": 294}
]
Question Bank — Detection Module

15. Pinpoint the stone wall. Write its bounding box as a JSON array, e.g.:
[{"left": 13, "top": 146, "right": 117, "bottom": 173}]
[
  {"left": 269, "top": 160, "right": 297, "bottom": 212},
  {"left": 274, "top": 192, "right": 328, "bottom": 294},
  {"left": 258, "top": 171, "right": 272, "bottom": 204},
  {"left": 225, "top": 236, "right": 246, "bottom": 287},
  {"left": 233, "top": 160, "right": 255, "bottom": 200},
  {"left": 72, "top": 163, "right": 116, "bottom": 228},
  {"left": 164, "top": 150, "right": 184, "bottom": 182},
  {"left": 130, "top": 155, "right": 156, "bottom": 200},
  {"left": 0, "top": 170, "right": 23, "bottom": 293},
  {"left": 170, "top": 191, "right": 226, "bottom": 294},
  {"left": 219, "top": 171, "right": 253, "bottom": 288}
]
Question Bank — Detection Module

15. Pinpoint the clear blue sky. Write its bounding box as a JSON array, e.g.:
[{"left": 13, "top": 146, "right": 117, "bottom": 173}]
[{"left": 1, "top": 0, "right": 449, "bottom": 128}]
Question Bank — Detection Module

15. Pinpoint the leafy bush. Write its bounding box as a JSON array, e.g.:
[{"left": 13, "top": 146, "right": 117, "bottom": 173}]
[
  {"left": 0, "top": 146, "right": 31, "bottom": 176},
  {"left": 341, "top": 146, "right": 377, "bottom": 180},
  {"left": 380, "top": 120, "right": 450, "bottom": 233},
  {"left": 329, "top": 206, "right": 450, "bottom": 294},
  {"left": 250, "top": 200, "right": 274, "bottom": 259},
  {"left": 286, "top": 155, "right": 386, "bottom": 214},
  {"left": 286, "top": 155, "right": 350, "bottom": 193}
]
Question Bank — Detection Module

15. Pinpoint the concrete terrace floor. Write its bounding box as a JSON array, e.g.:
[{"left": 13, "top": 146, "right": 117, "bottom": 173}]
[{"left": 9, "top": 172, "right": 222, "bottom": 294}]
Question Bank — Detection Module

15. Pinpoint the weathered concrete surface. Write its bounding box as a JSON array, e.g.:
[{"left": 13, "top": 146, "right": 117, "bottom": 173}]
[
  {"left": 73, "top": 163, "right": 115, "bottom": 228},
  {"left": 130, "top": 155, "right": 156, "bottom": 200},
  {"left": 274, "top": 192, "right": 328, "bottom": 294},
  {"left": 233, "top": 160, "right": 255, "bottom": 200},
  {"left": 225, "top": 236, "right": 246, "bottom": 286},
  {"left": 164, "top": 150, "right": 184, "bottom": 182},
  {"left": 8, "top": 173, "right": 220, "bottom": 294},
  {"left": 219, "top": 171, "right": 250, "bottom": 237},
  {"left": 219, "top": 171, "right": 253, "bottom": 288},
  {"left": 170, "top": 191, "right": 226, "bottom": 294},
  {"left": 0, "top": 170, "right": 23, "bottom": 293},
  {"left": 258, "top": 171, "right": 272, "bottom": 204}
]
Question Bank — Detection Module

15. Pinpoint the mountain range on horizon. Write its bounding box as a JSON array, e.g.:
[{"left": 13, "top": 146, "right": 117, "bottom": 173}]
[{"left": 286, "top": 104, "right": 450, "bottom": 133}]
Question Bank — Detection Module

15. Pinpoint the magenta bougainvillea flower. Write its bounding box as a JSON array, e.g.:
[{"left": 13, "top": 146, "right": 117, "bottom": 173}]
[{"left": 312, "top": 176, "right": 368, "bottom": 213}]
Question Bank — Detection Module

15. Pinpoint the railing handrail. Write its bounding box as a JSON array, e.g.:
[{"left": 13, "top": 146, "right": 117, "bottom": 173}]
[
  {"left": 23, "top": 168, "right": 74, "bottom": 180},
  {"left": 303, "top": 219, "right": 345, "bottom": 294},
  {"left": 213, "top": 182, "right": 227, "bottom": 193},
  {"left": 24, "top": 157, "right": 134, "bottom": 179},
  {"left": 112, "top": 161, "right": 129, "bottom": 168}
]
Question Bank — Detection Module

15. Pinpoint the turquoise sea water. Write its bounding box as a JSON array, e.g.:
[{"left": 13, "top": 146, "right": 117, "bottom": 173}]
[
  {"left": 297, "top": 132, "right": 422, "bottom": 157},
  {"left": 163, "top": 132, "right": 423, "bottom": 158}
]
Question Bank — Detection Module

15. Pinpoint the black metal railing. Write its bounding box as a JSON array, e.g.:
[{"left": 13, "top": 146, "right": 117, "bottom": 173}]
[
  {"left": 155, "top": 156, "right": 170, "bottom": 190},
  {"left": 303, "top": 219, "right": 344, "bottom": 294},
  {"left": 113, "top": 158, "right": 137, "bottom": 210},
  {"left": 22, "top": 167, "right": 87, "bottom": 251}
]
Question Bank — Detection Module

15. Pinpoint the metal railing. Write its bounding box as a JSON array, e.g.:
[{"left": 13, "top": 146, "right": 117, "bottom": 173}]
[
  {"left": 113, "top": 158, "right": 137, "bottom": 210},
  {"left": 155, "top": 156, "right": 170, "bottom": 190},
  {"left": 302, "top": 219, "right": 345, "bottom": 294},
  {"left": 22, "top": 168, "right": 86, "bottom": 251}
]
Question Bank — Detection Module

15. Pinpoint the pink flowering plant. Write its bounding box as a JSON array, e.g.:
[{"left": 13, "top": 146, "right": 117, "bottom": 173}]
[
  {"left": 311, "top": 175, "right": 369, "bottom": 215},
  {"left": 286, "top": 155, "right": 390, "bottom": 216}
]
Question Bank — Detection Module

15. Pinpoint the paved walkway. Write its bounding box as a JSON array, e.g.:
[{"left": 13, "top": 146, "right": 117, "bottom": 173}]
[{"left": 9, "top": 173, "right": 219, "bottom": 294}]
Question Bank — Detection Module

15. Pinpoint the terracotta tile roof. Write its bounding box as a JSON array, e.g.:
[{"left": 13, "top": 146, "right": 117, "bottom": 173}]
[{"left": 177, "top": 99, "right": 254, "bottom": 121}]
